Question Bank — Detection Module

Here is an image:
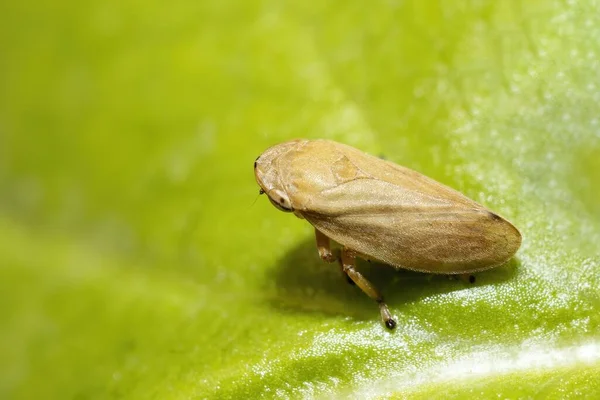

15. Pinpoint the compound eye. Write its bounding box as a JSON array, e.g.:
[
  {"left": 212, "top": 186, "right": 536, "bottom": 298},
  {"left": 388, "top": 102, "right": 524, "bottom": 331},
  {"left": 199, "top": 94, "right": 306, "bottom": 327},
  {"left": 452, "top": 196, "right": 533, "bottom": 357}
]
[{"left": 268, "top": 189, "right": 293, "bottom": 212}]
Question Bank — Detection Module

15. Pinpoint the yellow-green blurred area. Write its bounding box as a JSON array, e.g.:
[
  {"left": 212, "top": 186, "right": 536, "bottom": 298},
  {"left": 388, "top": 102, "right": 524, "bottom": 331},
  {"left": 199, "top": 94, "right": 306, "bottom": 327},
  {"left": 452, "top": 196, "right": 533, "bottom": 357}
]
[{"left": 1, "top": 0, "right": 599, "bottom": 398}]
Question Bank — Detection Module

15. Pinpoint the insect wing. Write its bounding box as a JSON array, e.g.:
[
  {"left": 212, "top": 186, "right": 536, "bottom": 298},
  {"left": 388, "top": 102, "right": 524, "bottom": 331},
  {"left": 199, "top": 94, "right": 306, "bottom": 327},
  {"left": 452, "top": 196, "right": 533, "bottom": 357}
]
[{"left": 298, "top": 153, "right": 520, "bottom": 273}]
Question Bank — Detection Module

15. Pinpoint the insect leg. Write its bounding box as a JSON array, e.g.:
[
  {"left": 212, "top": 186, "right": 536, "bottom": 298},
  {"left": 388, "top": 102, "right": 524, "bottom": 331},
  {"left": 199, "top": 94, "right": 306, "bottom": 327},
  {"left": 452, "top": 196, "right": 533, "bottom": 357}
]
[
  {"left": 314, "top": 229, "right": 354, "bottom": 285},
  {"left": 451, "top": 274, "right": 476, "bottom": 284},
  {"left": 314, "top": 228, "right": 337, "bottom": 263},
  {"left": 340, "top": 248, "right": 396, "bottom": 330}
]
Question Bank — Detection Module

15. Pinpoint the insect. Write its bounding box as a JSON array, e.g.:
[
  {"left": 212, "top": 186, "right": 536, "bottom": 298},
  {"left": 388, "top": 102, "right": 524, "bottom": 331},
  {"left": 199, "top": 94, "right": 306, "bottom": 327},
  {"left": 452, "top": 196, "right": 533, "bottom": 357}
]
[{"left": 254, "top": 139, "right": 521, "bottom": 330}]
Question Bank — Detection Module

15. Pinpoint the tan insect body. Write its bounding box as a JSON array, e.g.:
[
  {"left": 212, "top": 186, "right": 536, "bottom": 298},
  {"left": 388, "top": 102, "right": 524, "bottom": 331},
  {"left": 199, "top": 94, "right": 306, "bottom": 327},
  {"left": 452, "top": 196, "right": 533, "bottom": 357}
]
[{"left": 254, "top": 139, "right": 521, "bottom": 329}]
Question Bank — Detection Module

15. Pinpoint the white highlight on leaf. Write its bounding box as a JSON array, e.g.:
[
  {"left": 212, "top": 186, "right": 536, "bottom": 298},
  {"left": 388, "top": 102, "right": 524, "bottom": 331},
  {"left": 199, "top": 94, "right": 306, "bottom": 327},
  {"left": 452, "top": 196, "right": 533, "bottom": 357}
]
[{"left": 350, "top": 341, "right": 600, "bottom": 399}]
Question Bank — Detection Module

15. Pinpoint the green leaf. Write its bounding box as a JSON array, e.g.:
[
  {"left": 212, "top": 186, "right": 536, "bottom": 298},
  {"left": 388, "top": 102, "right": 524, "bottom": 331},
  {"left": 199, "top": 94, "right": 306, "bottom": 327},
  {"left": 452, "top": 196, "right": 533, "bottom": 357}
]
[{"left": 1, "top": 1, "right": 599, "bottom": 398}]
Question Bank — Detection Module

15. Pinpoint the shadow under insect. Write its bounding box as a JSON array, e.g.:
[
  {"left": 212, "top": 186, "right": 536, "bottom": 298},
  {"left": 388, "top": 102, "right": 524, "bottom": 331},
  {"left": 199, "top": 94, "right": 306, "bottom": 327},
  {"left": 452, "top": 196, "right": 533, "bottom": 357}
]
[{"left": 267, "top": 237, "right": 520, "bottom": 323}]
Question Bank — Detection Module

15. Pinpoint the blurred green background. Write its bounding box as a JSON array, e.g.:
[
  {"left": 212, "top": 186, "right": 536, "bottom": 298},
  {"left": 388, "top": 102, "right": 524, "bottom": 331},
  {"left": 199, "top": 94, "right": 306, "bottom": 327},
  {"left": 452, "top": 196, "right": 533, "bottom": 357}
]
[{"left": 1, "top": 0, "right": 599, "bottom": 398}]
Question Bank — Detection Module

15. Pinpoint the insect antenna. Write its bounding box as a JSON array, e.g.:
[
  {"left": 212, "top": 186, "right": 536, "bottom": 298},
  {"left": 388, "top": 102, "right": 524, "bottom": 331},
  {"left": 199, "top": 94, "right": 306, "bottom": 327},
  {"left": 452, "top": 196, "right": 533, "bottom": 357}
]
[{"left": 248, "top": 189, "right": 265, "bottom": 208}]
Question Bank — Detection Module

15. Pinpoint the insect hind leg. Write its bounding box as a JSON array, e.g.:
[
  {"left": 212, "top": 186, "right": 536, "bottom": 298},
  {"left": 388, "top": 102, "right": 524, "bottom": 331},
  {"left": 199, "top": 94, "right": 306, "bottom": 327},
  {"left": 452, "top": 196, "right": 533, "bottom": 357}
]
[{"left": 340, "top": 247, "right": 396, "bottom": 330}]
